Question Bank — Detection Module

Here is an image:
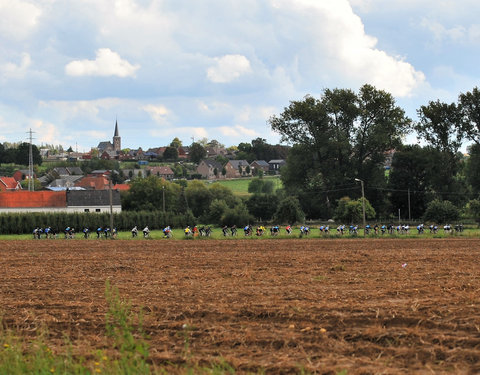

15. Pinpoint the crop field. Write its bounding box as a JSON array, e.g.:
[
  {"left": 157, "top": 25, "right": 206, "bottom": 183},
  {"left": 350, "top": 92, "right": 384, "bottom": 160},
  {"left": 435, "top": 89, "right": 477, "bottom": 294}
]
[{"left": 1, "top": 238, "right": 480, "bottom": 374}]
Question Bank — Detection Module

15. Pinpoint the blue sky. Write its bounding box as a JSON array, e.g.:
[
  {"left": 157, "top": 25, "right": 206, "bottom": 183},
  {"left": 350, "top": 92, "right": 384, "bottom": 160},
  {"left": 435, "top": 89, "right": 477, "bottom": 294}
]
[{"left": 1, "top": 0, "right": 479, "bottom": 152}]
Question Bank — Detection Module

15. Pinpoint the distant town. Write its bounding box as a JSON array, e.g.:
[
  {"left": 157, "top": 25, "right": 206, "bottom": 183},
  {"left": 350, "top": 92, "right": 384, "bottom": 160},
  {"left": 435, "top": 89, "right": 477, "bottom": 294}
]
[{"left": 0, "top": 121, "right": 290, "bottom": 213}]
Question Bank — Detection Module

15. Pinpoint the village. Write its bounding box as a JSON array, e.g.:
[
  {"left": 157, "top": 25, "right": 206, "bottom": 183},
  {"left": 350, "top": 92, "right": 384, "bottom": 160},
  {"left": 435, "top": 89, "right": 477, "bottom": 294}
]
[{"left": 0, "top": 122, "right": 288, "bottom": 213}]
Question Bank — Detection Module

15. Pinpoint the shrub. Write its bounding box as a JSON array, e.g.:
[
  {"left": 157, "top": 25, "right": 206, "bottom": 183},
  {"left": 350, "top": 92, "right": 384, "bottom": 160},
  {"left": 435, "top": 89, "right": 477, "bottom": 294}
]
[
  {"left": 274, "top": 196, "right": 305, "bottom": 224},
  {"left": 424, "top": 199, "right": 460, "bottom": 223}
]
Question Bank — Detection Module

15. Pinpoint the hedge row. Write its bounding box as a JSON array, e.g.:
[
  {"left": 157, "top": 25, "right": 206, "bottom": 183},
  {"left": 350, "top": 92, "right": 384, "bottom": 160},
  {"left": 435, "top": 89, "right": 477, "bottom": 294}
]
[{"left": 0, "top": 210, "right": 196, "bottom": 235}]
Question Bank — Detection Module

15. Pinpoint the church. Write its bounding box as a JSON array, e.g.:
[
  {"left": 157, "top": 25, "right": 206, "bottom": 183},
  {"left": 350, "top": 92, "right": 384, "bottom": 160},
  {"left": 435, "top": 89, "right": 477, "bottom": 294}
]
[{"left": 97, "top": 120, "right": 121, "bottom": 158}]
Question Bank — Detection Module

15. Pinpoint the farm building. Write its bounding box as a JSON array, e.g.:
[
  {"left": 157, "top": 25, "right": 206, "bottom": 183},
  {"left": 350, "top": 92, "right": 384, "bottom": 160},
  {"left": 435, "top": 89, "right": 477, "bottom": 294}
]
[{"left": 0, "top": 190, "right": 122, "bottom": 213}]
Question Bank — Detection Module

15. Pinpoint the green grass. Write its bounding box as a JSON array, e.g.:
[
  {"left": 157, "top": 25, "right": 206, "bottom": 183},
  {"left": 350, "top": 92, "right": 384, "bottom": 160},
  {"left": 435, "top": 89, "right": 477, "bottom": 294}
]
[
  {"left": 205, "top": 176, "right": 282, "bottom": 196},
  {"left": 4, "top": 227, "right": 478, "bottom": 241}
]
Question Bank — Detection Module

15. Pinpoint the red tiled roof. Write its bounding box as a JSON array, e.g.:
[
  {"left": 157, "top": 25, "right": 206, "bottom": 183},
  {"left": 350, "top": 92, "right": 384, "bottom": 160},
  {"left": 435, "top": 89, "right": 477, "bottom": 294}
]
[
  {"left": 74, "top": 176, "right": 110, "bottom": 190},
  {"left": 0, "top": 177, "right": 21, "bottom": 190},
  {"left": 113, "top": 184, "right": 130, "bottom": 191},
  {"left": 0, "top": 191, "right": 66, "bottom": 207}
]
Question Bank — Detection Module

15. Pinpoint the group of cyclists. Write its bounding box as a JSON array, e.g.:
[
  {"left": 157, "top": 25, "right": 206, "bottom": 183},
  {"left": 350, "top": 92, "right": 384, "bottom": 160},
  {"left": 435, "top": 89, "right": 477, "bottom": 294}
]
[{"left": 32, "top": 222, "right": 465, "bottom": 240}]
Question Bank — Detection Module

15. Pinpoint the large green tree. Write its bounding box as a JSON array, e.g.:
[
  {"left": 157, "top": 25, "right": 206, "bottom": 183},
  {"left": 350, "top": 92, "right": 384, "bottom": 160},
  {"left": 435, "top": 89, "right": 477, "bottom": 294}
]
[
  {"left": 459, "top": 87, "right": 480, "bottom": 145},
  {"left": 189, "top": 142, "right": 207, "bottom": 163},
  {"left": 415, "top": 100, "right": 467, "bottom": 205},
  {"left": 269, "top": 84, "right": 410, "bottom": 219}
]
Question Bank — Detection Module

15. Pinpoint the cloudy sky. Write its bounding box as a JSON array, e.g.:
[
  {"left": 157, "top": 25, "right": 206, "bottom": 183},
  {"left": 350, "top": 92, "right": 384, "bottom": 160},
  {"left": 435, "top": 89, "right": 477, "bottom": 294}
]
[{"left": 1, "top": 0, "right": 479, "bottom": 151}]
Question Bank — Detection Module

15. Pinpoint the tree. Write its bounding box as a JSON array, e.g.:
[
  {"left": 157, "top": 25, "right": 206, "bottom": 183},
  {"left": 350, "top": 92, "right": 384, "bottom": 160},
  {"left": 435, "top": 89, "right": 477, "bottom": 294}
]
[
  {"left": 458, "top": 87, "right": 480, "bottom": 145},
  {"left": 170, "top": 137, "right": 182, "bottom": 148},
  {"left": 122, "top": 176, "right": 181, "bottom": 212},
  {"left": 189, "top": 142, "right": 207, "bottom": 163},
  {"left": 15, "top": 143, "right": 42, "bottom": 166},
  {"left": 206, "top": 199, "right": 229, "bottom": 224},
  {"left": 163, "top": 146, "right": 178, "bottom": 161},
  {"left": 423, "top": 199, "right": 460, "bottom": 223},
  {"left": 246, "top": 194, "right": 279, "bottom": 221},
  {"left": 467, "top": 199, "right": 480, "bottom": 224},
  {"left": 415, "top": 100, "right": 466, "bottom": 204},
  {"left": 269, "top": 85, "right": 410, "bottom": 218},
  {"left": 274, "top": 196, "right": 305, "bottom": 224},
  {"left": 466, "top": 144, "right": 480, "bottom": 196},
  {"left": 334, "top": 196, "right": 376, "bottom": 223},
  {"left": 209, "top": 183, "right": 239, "bottom": 207},
  {"left": 185, "top": 180, "right": 212, "bottom": 218},
  {"left": 388, "top": 145, "right": 431, "bottom": 218},
  {"left": 248, "top": 178, "right": 264, "bottom": 194},
  {"left": 416, "top": 100, "right": 463, "bottom": 155},
  {"left": 221, "top": 204, "right": 254, "bottom": 227}
]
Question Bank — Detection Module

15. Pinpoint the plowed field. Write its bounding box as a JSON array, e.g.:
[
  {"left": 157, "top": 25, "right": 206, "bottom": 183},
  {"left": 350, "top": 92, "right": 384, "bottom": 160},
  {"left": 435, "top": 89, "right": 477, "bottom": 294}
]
[{"left": 1, "top": 238, "right": 480, "bottom": 374}]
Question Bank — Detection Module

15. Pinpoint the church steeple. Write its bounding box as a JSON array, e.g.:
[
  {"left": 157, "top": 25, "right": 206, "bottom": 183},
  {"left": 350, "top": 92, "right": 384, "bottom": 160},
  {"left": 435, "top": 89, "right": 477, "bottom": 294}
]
[{"left": 113, "top": 119, "right": 121, "bottom": 152}]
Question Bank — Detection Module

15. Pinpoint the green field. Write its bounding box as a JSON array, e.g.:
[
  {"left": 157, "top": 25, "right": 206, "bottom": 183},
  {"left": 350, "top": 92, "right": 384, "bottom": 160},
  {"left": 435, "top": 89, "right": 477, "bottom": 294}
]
[{"left": 206, "top": 176, "right": 283, "bottom": 196}]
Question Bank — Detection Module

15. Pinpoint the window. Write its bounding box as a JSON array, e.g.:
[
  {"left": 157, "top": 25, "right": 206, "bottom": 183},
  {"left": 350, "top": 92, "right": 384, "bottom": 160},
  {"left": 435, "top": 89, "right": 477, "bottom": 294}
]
[
  {"left": 95, "top": 209, "right": 101, "bottom": 212},
  {"left": 84, "top": 209, "right": 90, "bottom": 213}
]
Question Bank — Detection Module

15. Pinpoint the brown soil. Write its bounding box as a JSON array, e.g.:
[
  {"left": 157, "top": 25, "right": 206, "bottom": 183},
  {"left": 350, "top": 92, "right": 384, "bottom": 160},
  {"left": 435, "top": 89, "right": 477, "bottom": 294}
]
[{"left": 1, "top": 238, "right": 480, "bottom": 374}]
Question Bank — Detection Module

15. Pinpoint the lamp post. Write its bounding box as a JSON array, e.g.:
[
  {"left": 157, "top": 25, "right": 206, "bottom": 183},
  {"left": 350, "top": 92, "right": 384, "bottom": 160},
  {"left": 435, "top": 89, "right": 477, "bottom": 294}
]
[{"left": 355, "top": 178, "right": 366, "bottom": 237}]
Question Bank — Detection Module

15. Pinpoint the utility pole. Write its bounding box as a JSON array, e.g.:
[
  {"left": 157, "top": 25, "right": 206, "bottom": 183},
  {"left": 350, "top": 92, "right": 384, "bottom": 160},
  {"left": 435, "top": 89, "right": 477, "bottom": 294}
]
[
  {"left": 355, "top": 178, "right": 366, "bottom": 237},
  {"left": 109, "top": 172, "right": 114, "bottom": 237},
  {"left": 162, "top": 185, "right": 165, "bottom": 212},
  {"left": 27, "top": 129, "right": 35, "bottom": 191},
  {"left": 408, "top": 188, "right": 411, "bottom": 222}
]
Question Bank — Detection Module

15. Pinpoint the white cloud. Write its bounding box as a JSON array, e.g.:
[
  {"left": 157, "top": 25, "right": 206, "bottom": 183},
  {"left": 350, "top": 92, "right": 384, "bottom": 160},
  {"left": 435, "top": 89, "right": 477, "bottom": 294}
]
[
  {"left": 271, "top": 0, "right": 425, "bottom": 97},
  {"left": 65, "top": 48, "right": 140, "bottom": 78},
  {"left": 207, "top": 55, "right": 252, "bottom": 83},
  {"left": 143, "top": 104, "right": 173, "bottom": 125},
  {"left": 216, "top": 125, "right": 258, "bottom": 138},
  {"left": 0, "top": 0, "right": 41, "bottom": 40},
  {"left": 150, "top": 126, "right": 208, "bottom": 140},
  {"left": 83, "top": 130, "right": 108, "bottom": 140},
  {"left": 31, "top": 120, "right": 60, "bottom": 144},
  {"left": 1, "top": 53, "right": 31, "bottom": 80}
]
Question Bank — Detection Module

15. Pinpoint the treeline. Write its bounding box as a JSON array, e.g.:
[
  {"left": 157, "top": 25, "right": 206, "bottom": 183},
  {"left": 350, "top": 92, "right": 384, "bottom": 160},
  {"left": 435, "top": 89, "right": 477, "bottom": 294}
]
[
  {"left": 0, "top": 211, "right": 195, "bottom": 235},
  {"left": 0, "top": 143, "right": 42, "bottom": 166},
  {"left": 269, "top": 84, "right": 480, "bottom": 221}
]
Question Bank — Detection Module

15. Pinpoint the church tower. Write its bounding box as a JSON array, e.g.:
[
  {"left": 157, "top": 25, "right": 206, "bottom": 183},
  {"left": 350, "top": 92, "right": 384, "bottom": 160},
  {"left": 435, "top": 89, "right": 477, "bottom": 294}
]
[{"left": 113, "top": 120, "right": 121, "bottom": 152}]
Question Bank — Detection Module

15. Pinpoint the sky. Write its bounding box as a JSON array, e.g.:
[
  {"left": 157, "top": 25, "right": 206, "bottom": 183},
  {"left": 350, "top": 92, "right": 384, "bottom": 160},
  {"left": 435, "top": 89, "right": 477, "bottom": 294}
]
[{"left": 1, "top": 0, "right": 479, "bottom": 152}]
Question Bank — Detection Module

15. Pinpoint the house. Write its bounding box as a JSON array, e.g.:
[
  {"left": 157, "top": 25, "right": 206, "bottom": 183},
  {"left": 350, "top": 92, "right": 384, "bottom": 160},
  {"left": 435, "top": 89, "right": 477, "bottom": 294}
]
[
  {"left": 0, "top": 190, "right": 121, "bottom": 213},
  {"left": 224, "top": 160, "right": 251, "bottom": 178},
  {"left": 0, "top": 191, "right": 66, "bottom": 212},
  {"left": 74, "top": 175, "right": 110, "bottom": 190},
  {"left": 13, "top": 169, "right": 36, "bottom": 182},
  {"left": 250, "top": 160, "right": 269, "bottom": 175},
  {"left": 47, "top": 175, "right": 83, "bottom": 189},
  {"left": 268, "top": 159, "right": 287, "bottom": 174},
  {"left": 122, "top": 169, "right": 146, "bottom": 179},
  {"left": 66, "top": 167, "right": 84, "bottom": 175},
  {"left": 52, "top": 167, "right": 69, "bottom": 177},
  {"left": 66, "top": 190, "right": 122, "bottom": 213},
  {"left": 197, "top": 159, "right": 224, "bottom": 180},
  {"left": 178, "top": 146, "right": 190, "bottom": 160},
  {"left": 146, "top": 166, "right": 174, "bottom": 180},
  {"left": 0, "top": 177, "right": 22, "bottom": 192},
  {"left": 100, "top": 150, "right": 118, "bottom": 160}
]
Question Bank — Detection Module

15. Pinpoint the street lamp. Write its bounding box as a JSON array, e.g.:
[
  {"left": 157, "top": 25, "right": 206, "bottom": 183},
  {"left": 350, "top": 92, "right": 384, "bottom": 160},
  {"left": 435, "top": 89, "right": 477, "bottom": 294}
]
[{"left": 355, "top": 178, "right": 366, "bottom": 236}]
